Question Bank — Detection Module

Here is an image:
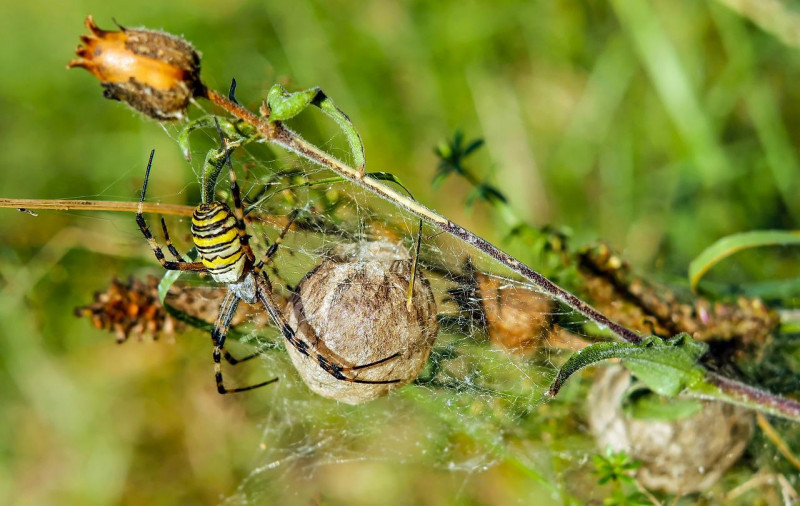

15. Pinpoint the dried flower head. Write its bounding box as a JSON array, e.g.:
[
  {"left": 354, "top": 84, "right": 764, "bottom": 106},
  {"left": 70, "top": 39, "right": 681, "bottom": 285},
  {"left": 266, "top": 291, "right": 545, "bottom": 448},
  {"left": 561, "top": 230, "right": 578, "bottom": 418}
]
[
  {"left": 75, "top": 275, "right": 182, "bottom": 343},
  {"left": 75, "top": 276, "right": 274, "bottom": 344},
  {"left": 285, "top": 241, "right": 439, "bottom": 404},
  {"left": 579, "top": 243, "right": 779, "bottom": 346},
  {"left": 68, "top": 15, "right": 204, "bottom": 120}
]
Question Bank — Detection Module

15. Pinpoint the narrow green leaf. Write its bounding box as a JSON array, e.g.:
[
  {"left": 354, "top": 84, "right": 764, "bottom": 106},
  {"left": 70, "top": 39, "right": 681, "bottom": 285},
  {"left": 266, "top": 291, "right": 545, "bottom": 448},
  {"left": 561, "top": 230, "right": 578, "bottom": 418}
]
[
  {"left": 158, "top": 269, "right": 183, "bottom": 302},
  {"left": 689, "top": 230, "right": 800, "bottom": 292},
  {"left": 267, "top": 84, "right": 367, "bottom": 171},
  {"left": 463, "top": 138, "right": 485, "bottom": 156},
  {"left": 313, "top": 91, "right": 366, "bottom": 171},
  {"left": 547, "top": 334, "right": 708, "bottom": 398},
  {"left": 157, "top": 249, "right": 197, "bottom": 302}
]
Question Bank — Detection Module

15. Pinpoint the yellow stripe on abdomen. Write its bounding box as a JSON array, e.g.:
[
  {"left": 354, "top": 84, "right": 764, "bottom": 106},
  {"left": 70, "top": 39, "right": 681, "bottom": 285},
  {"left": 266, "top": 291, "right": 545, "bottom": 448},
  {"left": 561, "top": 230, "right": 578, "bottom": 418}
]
[
  {"left": 191, "top": 201, "right": 246, "bottom": 283},
  {"left": 193, "top": 227, "right": 237, "bottom": 248}
]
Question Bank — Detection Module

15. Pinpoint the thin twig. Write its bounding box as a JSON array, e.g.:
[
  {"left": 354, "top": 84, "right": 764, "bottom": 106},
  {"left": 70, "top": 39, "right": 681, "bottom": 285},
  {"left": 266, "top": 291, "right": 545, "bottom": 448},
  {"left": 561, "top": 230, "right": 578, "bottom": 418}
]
[
  {"left": 702, "top": 373, "right": 800, "bottom": 421},
  {"left": 0, "top": 198, "right": 195, "bottom": 216},
  {"left": 0, "top": 197, "right": 289, "bottom": 229}
]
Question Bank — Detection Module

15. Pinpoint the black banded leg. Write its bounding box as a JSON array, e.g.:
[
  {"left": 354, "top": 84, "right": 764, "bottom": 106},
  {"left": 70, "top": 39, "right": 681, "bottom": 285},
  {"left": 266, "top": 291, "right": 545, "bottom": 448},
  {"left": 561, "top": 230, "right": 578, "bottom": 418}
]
[
  {"left": 223, "top": 349, "right": 260, "bottom": 365},
  {"left": 255, "top": 210, "right": 298, "bottom": 274},
  {"left": 160, "top": 217, "right": 187, "bottom": 262},
  {"left": 314, "top": 353, "right": 402, "bottom": 385},
  {"left": 213, "top": 118, "right": 255, "bottom": 262},
  {"left": 137, "top": 150, "right": 206, "bottom": 272},
  {"left": 254, "top": 276, "right": 402, "bottom": 385},
  {"left": 213, "top": 291, "right": 278, "bottom": 394}
]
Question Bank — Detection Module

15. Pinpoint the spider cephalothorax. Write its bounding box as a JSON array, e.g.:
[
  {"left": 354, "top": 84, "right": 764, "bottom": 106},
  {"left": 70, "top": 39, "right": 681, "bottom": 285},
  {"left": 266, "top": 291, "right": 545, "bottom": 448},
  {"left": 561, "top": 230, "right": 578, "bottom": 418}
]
[{"left": 135, "top": 149, "right": 402, "bottom": 394}]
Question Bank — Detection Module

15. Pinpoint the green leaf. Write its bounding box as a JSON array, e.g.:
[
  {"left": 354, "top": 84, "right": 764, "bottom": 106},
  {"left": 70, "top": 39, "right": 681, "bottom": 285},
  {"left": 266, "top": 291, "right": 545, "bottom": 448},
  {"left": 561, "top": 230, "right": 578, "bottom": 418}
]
[
  {"left": 158, "top": 269, "right": 183, "bottom": 302},
  {"left": 547, "top": 334, "right": 708, "bottom": 398},
  {"left": 689, "top": 230, "right": 800, "bottom": 292},
  {"left": 621, "top": 385, "right": 703, "bottom": 421},
  {"left": 463, "top": 138, "right": 485, "bottom": 156},
  {"left": 163, "top": 302, "right": 255, "bottom": 344}
]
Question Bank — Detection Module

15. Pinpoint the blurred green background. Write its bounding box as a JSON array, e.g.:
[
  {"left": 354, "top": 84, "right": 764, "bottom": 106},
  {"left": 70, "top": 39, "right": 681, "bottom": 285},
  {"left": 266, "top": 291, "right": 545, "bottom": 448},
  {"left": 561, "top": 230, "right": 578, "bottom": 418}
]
[{"left": 1, "top": 0, "right": 800, "bottom": 504}]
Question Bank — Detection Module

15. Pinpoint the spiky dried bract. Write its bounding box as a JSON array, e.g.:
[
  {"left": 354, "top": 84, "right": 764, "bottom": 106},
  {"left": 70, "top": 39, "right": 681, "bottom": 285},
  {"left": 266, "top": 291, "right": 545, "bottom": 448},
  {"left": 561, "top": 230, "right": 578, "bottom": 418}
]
[
  {"left": 74, "top": 276, "right": 181, "bottom": 343},
  {"left": 588, "top": 366, "right": 753, "bottom": 494},
  {"left": 75, "top": 276, "right": 273, "bottom": 343},
  {"left": 285, "top": 241, "right": 438, "bottom": 404},
  {"left": 68, "top": 15, "right": 204, "bottom": 120}
]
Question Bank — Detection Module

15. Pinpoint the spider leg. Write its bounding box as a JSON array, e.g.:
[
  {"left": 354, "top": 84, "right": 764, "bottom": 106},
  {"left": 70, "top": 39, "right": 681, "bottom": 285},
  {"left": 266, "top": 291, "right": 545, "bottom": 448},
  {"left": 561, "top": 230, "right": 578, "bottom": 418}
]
[
  {"left": 137, "top": 150, "right": 206, "bottom": 272},
  {"left": 222, "top": 341, "right": 262, "bottom": 365},
  {"left": 212, "top": 290, "right": 279, "bottom": 394},
  {"left": 213, "top": 120, "right": 256, "bottom": 263},
  {"left": 255, "top": 276, "right": 401, "bottom": 385},
  {"left": 254, "top": 209, "right": 298, "bottom": 275},
  {"left": 160, "top": 217, "right": 187, "bottom": 262},
  {"left": 223, "top": 350, "right": 261, "bottom": 365}
]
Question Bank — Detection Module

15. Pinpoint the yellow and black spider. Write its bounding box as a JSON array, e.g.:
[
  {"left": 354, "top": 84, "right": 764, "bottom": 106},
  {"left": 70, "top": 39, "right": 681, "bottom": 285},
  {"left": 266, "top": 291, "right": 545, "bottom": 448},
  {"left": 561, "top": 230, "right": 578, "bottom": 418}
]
[{"left": 136, "top": 149, "right": 401, "bottom": 394}]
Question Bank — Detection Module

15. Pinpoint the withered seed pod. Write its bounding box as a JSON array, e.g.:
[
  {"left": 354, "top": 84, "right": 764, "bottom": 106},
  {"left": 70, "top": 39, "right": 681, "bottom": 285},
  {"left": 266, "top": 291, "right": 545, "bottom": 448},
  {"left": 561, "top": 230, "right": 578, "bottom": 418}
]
[
  {"left": 68, "top": 15, "right": 204, "bottom": 120},
  {"left": 474, "top": 271, "right": 553, "bottom": 353},
  {"left": 587, "top": 366, "right": 753, "bottom": 495},
  {"left": 285, "top": 242, "right": 438, "bottom": 404}
]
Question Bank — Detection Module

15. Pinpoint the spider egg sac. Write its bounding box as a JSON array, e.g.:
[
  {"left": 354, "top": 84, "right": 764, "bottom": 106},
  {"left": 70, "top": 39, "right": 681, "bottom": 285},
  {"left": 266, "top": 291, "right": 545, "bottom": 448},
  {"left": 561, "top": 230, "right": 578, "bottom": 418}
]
[
  {"left": 285, "top": 241, "right": 438, "bottom": 404},
  {"left": 587, "top": 365, "right": 753, "bottom": 494}
]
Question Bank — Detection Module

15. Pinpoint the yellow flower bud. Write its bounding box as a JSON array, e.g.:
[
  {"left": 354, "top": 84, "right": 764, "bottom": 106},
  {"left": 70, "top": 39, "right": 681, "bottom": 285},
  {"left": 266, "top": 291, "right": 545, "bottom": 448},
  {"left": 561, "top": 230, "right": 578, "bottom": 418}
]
[{"left": 68, "top": 16, "right": 204, "bottom": 120}]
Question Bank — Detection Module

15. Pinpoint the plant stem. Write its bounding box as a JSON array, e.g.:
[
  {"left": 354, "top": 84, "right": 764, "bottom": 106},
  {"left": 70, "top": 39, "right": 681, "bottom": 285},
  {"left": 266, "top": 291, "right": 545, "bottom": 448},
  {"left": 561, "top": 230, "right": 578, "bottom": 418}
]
[
  {"left": 0, "top": 198, "right": 195, "bottom": 216},
  {"left": 203, "top": 87, "right": 800, "bottom": 422},
  {"left": 0, "top": 198, "right": 289, "bottom": 230},
  {"left": 701, "top": 372, "right": 800, "bottom": 421}
]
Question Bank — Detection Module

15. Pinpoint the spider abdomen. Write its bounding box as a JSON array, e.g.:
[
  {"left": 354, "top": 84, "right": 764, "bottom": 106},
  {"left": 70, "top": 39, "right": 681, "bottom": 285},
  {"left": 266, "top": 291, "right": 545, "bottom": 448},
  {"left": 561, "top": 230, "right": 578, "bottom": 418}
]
[{"left": 191, "top": 202, "right": 246, "bottom": 283}]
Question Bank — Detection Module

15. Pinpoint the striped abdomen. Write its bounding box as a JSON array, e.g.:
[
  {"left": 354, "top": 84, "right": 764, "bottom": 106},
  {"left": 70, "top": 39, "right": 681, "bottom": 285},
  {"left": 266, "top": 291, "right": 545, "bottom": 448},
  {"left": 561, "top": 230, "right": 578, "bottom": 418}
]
[{"left": 191, "top": 201, "right": 246, "bottom": 283}]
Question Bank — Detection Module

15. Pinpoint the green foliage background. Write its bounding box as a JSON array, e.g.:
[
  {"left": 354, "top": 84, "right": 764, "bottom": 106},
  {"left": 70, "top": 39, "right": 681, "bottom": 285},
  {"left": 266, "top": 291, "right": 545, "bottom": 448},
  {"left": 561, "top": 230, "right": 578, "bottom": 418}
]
[{"left": 1, "top": 0, "right": 799, "bottom": 504}]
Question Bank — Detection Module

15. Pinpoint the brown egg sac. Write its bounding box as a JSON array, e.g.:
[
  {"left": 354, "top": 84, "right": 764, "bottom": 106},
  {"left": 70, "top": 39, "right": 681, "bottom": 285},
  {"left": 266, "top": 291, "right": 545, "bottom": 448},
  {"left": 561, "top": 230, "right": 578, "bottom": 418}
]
[
  {"left": 68, "top": 15, "right": 204, "bottom": 120},
  {"left": 588, "top": 366, "right": 753, "bottom": 495},
  {"left": 284, "top": 242, "right": 438, "bottom": 404},
  {"left": 475, "top": 272, "right": 553, "bottom": 352}
]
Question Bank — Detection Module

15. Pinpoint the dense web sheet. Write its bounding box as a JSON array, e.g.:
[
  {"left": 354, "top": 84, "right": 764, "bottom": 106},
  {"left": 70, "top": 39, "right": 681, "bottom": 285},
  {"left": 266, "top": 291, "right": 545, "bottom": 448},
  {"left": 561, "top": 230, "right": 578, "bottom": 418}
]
[{"left": 157, "top": 117, "right": 601, "bottom": 504}]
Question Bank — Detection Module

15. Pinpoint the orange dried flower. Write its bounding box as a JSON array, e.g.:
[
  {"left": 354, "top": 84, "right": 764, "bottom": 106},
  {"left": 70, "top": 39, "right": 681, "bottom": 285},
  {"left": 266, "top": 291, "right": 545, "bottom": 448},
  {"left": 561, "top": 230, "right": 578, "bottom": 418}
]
[{"left": 68, "top": 15, "right": 204, "bottom": 120}]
